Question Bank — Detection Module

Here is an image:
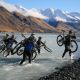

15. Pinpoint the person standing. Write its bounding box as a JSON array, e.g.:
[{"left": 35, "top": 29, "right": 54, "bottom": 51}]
[
  {"left": 36, "top": 36, "right": 45, "bottom": 54},
  {"left": 20, "top": 33, "right": 36, "bottom": 65},
  {"left": 6, "top": 34, "right": 17, "bottom": 55},
  {"left": 62, "top": 30, "right": 75, "bottom": 58},
  {"left": 2, "top": 34, "right": 9, "bottom": 44}
]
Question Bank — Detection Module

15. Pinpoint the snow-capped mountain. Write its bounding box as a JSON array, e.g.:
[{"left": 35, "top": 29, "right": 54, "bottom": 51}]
[
  {"left": 24, "top": 8, "right": 48, "bottom": 19},
  {"left": 68, "top": 12, "right": 80, "bottom": 20},
  {"left": 41, "top": 8, "right": 80, "bottom": 22},
  {"left": 0, "top": 6, "right": 56, "bottom": 32},
  {"left": 0, "top": 0, "right": 80, "bottom": 22}
]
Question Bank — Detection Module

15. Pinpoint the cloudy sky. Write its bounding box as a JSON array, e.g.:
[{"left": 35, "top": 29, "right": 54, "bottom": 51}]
[{"left": 1, "top": 0, "right": 80, "bottom": 12}]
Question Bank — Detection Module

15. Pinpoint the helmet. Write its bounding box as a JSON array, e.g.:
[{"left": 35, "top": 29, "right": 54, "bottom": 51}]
[
  {"left": 69, "top": 30, "right": 72, "bottom": 34},
  {"left": 38, "top": 36, "right": 42, "bottom": 39},
  {"left": 31, "top": 33, "right": 35, "bottom": 36},
  {"left": 11, "top": 34, "right": 14, "bottom": 38},
  {"left": 6, "top": 34, "right": 9, "bottom": 36}
]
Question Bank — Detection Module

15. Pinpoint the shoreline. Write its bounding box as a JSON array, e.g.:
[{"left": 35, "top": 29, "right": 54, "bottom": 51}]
[{"left": 38, "top": 59, "right": 80, "bottom": 80}]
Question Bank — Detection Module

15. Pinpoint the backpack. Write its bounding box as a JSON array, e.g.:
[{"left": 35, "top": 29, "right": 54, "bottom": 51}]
[
  {"left": 64, "top": 35, "right": 70, "bottom": 45},
  {"left": 24, "top": 42, "right": 34, "bottom": 52}
]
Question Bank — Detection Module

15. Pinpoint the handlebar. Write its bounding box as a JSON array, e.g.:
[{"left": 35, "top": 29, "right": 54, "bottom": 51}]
[{"left": 21, "top": 33, "right": 26, "bottom": 39}]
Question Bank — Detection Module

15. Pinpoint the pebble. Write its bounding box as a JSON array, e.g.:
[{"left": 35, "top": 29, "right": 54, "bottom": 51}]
[{"left": 38, "top": 59, "right": 80, "bottom": 80}]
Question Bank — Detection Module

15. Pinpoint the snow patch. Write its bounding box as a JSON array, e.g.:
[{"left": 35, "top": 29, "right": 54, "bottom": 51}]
[
  {"left": 75, "top": 16, "right": 80, "bottom": 20},
  {"left": 55, "top": 16, "right": 67, "bottom": 22}
]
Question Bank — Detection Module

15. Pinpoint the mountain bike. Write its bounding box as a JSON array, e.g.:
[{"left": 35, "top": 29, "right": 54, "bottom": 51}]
[
  {"left": 17, "top": 33, "right": 53, "bottom": 60},
  {"left": 0, "top": 40, "right": 5, "bottom": 53},
  {"left": 0, "top": 42, "right": 18, "bottom": 57},
  {"left": 40, "top": 41, "right": 52, "bottom": 53},
  {"left": 15, "top": 34, "right": 38, "bottom": 60},
  {"left": 57, "top": 30, "right": 78, "bottom": 53}
]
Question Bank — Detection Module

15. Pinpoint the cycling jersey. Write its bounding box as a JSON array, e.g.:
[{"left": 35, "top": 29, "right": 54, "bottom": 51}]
[{"left": 24, "top": 42, "right": 34, "bottom": 52}]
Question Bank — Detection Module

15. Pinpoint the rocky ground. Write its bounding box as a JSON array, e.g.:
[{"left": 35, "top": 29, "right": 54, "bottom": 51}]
[{"left": 38, "top": 59, "right": 80, "bottom": 80}]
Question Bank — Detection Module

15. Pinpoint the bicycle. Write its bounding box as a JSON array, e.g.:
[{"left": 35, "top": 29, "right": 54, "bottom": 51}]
[
  {"left": 16, "top": 33, "right": 53, "bottom": 60},
  {"left": 0, "top": 40, "right": 7, "bottom": 56},
  {"left": 14, "top": 34, "right": 37, "bottom": 60},
  {"left": 40, "top": 41, "right": 52, "bottom": 53},
  {"left": 0, "top": 42, "right": 18, "bottom": 57},
  {"left": 57, "top": 30, "right": 78, "bottom": 53}
]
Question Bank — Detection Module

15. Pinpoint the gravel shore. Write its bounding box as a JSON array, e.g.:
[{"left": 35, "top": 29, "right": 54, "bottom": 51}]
[{"left": 39, "top": 59, "right": 80, "bottom": 80}]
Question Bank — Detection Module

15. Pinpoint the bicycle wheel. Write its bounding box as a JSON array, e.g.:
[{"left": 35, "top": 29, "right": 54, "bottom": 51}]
[
  {"left": 0, "top": 45, "right": 5, "bottom": 53},
  {"left": 70, "top": 40, "right": 78, "bottom": 53},
  {"left": 3, "top": 49, "right": 10, "bottom": 57},
  {"left": 57, "top": 35, "right": 64, "bottom": 46},
  {"left": 31, "top": 50, "right": 37, "bottom": 60},
  {"left": 17, "top": 46, "right": 24, "bottom": 56}
]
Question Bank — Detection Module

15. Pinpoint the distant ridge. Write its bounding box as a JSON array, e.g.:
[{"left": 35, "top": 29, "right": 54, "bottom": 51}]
[
  {"left": 0, "top": 6, "right": 56, "bottom": 32},
  {"left": 0, "top": 1, "right": 80, "bottom": 32}
]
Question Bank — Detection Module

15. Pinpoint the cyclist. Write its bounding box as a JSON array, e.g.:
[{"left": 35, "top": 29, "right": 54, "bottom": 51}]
[
  {"left": 36, "top": 36, "right": 45, "bottom": 54},
  {"left": 2, "top": 34, "right": 9, "bottom": 44},
  {"left": 6, "top": 34, "right": 17, "bottom": 55},
  {"left": 20, "top": 33, "right": 36, "bottom": 65},
  {"left": 28, "top": 33, "right": 36, "bottom": 43},
  {"left": 62, "top": 30, "right": 75, "bottom": 58}
]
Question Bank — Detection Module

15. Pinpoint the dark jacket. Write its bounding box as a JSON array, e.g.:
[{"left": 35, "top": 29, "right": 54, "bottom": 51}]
[{"left": 7, "top": 38, "right": 17, "bottom": 44}]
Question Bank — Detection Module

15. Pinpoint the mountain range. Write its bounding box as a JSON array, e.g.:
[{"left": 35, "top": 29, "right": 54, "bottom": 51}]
[
  {"left": 0, "top": 6, "right": 56, "bottom": 32},
  {"left": 0, "top": 1, "right": 80, "bottom": 32}
]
